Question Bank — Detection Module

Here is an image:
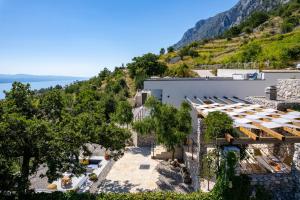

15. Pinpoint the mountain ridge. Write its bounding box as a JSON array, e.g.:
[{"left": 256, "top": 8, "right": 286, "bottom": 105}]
[{"left": 174, "top": 0, "right": 290, "bottom": 49}]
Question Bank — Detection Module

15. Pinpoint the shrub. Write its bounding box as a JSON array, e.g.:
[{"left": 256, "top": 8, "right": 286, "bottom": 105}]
[
  {"left": 166, "top": 64, "right": 193, "bottom": 77},
  {"left": 224, "top": 26, "right": 241, "bottom": 38},
  {"left": 189, "top": 41, "right": 200, "bottom": 48},
  {"left": 281, "top": 21, "right": 294, "bottom": 33},
  {"left": 167, "top": 46, "right": 175, "bottom": 53},
  {"left": 179, "top": 46, "right": 199, "bottom": 59},
  {"left": 285, "top": 16, "right": 299, "bottom": 26},
  {"left": 88, "top": 173, "right": 98, "bottom": 182},
  {"left": 241, "top": 43, "right": 262, "bottom": 62},
  {"left": 18, "top": 192, "right": 213, "bottom": 200},
  {"left": 223, "top": 11, "right": 269, "bottom": 38},
  {"left": 243, "top": 26, "right": 253, "bottom": 34},
  {"left": 282, "top": 45, "right": 300, "bottom": 60}
]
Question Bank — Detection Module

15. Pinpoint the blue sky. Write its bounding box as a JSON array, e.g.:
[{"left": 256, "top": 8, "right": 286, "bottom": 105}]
[{"left": 0, "top": 0, "right": 238, "bottom": 77}]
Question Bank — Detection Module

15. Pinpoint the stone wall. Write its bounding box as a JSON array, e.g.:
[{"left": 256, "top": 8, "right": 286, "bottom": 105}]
[
  {"left": 183, "top": 147, "right": 200, "bottom": 191},
  {"left": 245, "top": 96, "right": 300, "bottom": 111},
  {"left": 131, "top": 129, "right": 156, "bottom": 147},
  {"left": 277, "top": 79, "right": 300, "bottom": 100},
  {"left": 292, "top": 143, "right": 300, "bottom": 200},
  {"left": 245, "top": 143, "right": 300, "bottom": 200},
  {"left": 136, "top": 133, "right": 156, "bottom": 147},
  {"left": 183, "top": 118, "right": 206, "bottom": 191},
  {"left": 250, "top": 173, "right": 295, "bottom": 200}
]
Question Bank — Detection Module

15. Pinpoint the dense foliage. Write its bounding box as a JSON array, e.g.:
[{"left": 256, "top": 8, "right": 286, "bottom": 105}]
[
  {"left": 127, "top": 53, "right": 167, "bottom": 89},
  {"left": 203, "top": 111, "right": 234, "bottom": 141},
  {"left": 0, "top": 68, "right": 133, "bottom": 197},
  {"left": 211, "top": 151, "right": 272, "bottom": 200},
  {"left": 133, "top": 96, "right": 192, "bottom": 159},
  {"left": 166, "top": 64, "right": 194, "bottom": 77}
]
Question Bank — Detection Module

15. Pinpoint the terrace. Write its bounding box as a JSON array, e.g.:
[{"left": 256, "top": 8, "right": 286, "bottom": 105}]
[{"left": 186, "top": 96, "right": 300, "bottom": 175}]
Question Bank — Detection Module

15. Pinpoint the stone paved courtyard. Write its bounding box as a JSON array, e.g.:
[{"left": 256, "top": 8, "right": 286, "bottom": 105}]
[{"left": 92, "top": 147, "right": 193, "bottom": 193}]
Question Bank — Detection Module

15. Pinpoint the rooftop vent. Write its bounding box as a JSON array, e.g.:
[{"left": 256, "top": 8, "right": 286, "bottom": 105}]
[{"left": 265, "top": 86, "right": 277, "bottom": 100}]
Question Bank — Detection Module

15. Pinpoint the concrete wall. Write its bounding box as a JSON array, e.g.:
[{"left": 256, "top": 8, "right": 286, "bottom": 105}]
[
  {"left": 217, "top": 69, "right": 259, "bottom": 77},
  {"left": 144, "top": 72, "right": 300, "bottom": 108}
]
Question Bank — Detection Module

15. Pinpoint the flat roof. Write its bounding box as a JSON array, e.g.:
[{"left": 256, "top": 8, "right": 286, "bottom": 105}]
[
  {"left": 145, "top": 77, "right": 264, "bottom": 81},
  {"left": 262, "top": 70, "right": 300, "bottom": 73}
]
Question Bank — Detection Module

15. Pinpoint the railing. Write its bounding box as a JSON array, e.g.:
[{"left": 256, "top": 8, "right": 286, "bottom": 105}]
[{"left": 133, "top": 106, "right": 149, "bottom": 122}]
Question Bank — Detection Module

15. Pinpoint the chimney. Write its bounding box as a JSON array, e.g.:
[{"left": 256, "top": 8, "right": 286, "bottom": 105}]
[{"left": 265, "top": 85, "right": 277, "bottom": 100}]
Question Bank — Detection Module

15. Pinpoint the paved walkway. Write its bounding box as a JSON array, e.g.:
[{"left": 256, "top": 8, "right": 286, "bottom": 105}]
[{"left": 97, "top": 147, "right": 160, "bottom": 193}]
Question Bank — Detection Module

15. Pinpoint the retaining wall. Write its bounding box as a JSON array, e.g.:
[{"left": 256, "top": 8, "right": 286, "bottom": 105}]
[{"left": 277, "top": 79, "right": 300, "bottom": 100}]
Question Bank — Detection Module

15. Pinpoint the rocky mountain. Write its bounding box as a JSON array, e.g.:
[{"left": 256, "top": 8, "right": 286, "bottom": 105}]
[{"left": 174, "top": 0, "right": 290, "bottom": 49}]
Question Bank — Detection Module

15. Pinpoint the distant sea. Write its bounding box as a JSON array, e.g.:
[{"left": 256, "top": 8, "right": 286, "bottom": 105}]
[{"left": 0, "top": 79, "right": 87, "bottom": 99}]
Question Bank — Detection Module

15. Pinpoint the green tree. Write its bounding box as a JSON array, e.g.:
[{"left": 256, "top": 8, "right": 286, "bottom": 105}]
[
  {"left": 203, "top": 111, "right": 234, "bottom": 141},
  {"left": 133, "top": 97, "right": 192, "bottom": 160},
  {"left": 202, "top": 151, "right": 218, "bottom": 191},
  {"left": 127, "top": 53, "right": 167, "bottom": 78},
  {"left": 39, "top": 89, "right": 65, "bottom": 121},
  {"left": 178, "top": 46, "right": 190, "bottom": 59},
  {"left": 112, "top": 100, "right": 133, "bottom": 127},
  {"left": 167, "top": 46, "right": 175, "bottom": 53},
  {"left": 98, "top": 67, "right": 111, "bottom": 80},
  {"left": 224, "top": 26, "right": 241, "bottom": 38},
  {"left": 0, "top": 82, "right": 55, "bottom": 197},
  {"left": 160, "top": 48, "right": 166, "bottom": 55},
  {"left": 179, "top": 46, "right": 198, "bottom": 59},
  {"left": 99, "top": 124, "right": 131, "bottom": 160}
]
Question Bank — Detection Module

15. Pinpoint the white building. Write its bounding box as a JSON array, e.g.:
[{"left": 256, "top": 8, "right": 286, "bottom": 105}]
[{"left": 143, "top": 70, "right": 300, "bottom": 107}]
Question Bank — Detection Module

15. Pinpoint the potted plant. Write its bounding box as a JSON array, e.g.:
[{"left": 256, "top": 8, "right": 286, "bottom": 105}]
[
  {"left": 104, "top": 150, "right": 110, "bottom": 160},
  {"left": 89, "top": 173, "right": 98, "bottom": 182}
]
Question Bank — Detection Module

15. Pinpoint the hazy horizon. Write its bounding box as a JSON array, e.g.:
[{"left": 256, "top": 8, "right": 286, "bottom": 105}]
[{"left": 0, "top": 0, "right": 238, "bottom": 77}]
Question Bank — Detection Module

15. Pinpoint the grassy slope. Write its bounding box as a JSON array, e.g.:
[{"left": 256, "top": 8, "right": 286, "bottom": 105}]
[{"left": 160, "top": 12, "right": 300, "bottom": 70}]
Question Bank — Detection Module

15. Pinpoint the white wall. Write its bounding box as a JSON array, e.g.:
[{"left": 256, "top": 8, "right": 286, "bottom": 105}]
[
  {"left": 217, "top": 69, "right": 259, "bottom": 77},
  {"left": 144, "top": 72, "right": 300, "bottom": 108}
]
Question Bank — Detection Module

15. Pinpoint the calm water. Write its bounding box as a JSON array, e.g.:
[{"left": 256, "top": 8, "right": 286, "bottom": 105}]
[{"left": 0, "top": 79, "right": 85, "bottom": 99}]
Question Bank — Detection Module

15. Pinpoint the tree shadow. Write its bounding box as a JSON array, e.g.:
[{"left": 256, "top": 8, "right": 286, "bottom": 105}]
[
  {"left": 156, "top": 161, "right": 193, "bottom": 193},
  {"left": 98, "top": 179, "right": 150, "bottom": 193},
  {"left": 127, "top": 147, "right": 151, "bottom": 157}
]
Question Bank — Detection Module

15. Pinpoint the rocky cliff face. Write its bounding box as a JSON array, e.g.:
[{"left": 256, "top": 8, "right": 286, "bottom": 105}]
[{"left": 174, "top": 0, "right": 290, "bottom": 49}]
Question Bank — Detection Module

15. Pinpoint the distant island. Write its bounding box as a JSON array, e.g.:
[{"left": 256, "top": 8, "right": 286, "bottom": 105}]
[{"left": 0, "top": 74, "right": 87, "bottom": 83}]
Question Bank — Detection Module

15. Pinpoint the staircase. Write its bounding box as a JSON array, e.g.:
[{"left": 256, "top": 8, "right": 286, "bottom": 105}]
[{"left": 152, "top": 145, "right": 182, "bottom": 160}]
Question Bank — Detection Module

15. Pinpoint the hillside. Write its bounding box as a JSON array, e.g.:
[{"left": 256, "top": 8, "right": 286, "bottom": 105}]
[
  {"left": 174, "top": 0, "right": 289, "bottom": 49},
  {"left": 162, "top": 0, "right": 300, "bottom": 71}
]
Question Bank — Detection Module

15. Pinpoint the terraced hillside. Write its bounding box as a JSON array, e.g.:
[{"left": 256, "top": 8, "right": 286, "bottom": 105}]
[{"left": 161, "top": 1, "right": 300, "bottom": 70}]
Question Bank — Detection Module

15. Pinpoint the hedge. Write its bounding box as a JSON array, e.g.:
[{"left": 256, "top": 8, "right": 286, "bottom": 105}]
[{"left": 3, "top": 192, "right": 212, "bottom": 200}]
